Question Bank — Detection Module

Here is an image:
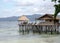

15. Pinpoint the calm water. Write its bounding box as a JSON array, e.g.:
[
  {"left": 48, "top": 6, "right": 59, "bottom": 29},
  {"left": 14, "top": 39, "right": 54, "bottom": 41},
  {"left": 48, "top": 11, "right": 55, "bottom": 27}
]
[{"left": 0, "top": 21, "right": 60, "bottom": 43}]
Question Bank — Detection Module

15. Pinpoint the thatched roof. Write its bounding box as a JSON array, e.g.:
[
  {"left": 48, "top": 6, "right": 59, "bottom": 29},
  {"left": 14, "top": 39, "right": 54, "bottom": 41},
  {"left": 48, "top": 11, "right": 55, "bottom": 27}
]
[
  {"left": 18, "top": 15, "right": 29, "bottom": 21},
  {"left": 37, "top": 14, "right": 60, "bottom": 20}
]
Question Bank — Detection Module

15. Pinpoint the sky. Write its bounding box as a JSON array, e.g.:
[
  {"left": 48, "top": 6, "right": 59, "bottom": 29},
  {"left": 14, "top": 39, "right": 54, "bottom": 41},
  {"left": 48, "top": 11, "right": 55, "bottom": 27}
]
[{"left": 0, "top": 0, "right": 56, "bottom": 18}]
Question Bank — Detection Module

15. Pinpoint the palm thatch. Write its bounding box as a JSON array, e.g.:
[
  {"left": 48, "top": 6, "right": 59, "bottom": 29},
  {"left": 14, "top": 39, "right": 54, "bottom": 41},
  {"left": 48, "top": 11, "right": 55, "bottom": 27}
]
[{"left": 18, "top": 15, "right": 29, "bottom": 21}]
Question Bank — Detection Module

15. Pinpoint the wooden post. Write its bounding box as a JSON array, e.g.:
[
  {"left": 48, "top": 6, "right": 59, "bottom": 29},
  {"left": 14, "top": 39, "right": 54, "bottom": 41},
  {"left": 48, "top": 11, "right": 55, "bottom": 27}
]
[
  {"left": 39, "top": 25, "right": 41, "bottom": 33},
  {"left": 45, "top": 25, "right": 47, "bottom": 34},
  {"left": 56, "top": 25, "right": 59, "bottom": 34},
  {"left": 37, "top": 25, "right": 41, "bottom": 34},
  {"left": 51, "top": 25, "right": 53, "bottom": 34},
  {"left": 40, "top": 25, "right": 42, "bottom": 33},
  {"left": 32, "top": 25, "right": 35, "bottom": 33},
  {"left": 19, "top": 25, "right": 20, "bottom": 32},
  {"left": 54, "top": 25, "right": 56, "bottom": 33},
  {"left": 27, "top": 24, "right": 29, "bottom": 33}
]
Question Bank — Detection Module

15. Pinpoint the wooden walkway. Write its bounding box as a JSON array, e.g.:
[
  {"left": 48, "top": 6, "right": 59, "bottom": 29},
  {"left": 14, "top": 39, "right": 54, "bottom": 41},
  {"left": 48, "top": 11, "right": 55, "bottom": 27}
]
[{"left": 18, "top": 23, "right": 60, "bottom": 34}]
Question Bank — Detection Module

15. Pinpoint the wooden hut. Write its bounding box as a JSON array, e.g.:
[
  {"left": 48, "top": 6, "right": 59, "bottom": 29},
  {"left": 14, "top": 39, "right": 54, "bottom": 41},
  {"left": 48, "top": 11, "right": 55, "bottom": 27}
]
[
  {"left": 18, "top": 15, "right": 29, "bottom": 24},
  {"left": 36, "top": 14, "right": 60, "bottom": 34},
  {"left": 37, "top": 14, "right": 60, "bottom": 25},
  {"left": 18, "top": 15, "right": 30, "bottom": 33}
]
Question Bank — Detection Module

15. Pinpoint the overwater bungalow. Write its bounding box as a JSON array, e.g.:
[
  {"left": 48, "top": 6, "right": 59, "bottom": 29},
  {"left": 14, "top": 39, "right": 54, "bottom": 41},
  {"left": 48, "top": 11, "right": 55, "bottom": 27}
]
[
  {"left": 18, "top": 14, "right": 60, "bottom": 34},
  {"left": 36, "top": 14, "right": 60, "bottom": 34},
  {"left": 18, "top": 15, "right": 30, "bottom": 32},
  {"left": 18, "top": 15, "right": 29, "bottom": 24}
]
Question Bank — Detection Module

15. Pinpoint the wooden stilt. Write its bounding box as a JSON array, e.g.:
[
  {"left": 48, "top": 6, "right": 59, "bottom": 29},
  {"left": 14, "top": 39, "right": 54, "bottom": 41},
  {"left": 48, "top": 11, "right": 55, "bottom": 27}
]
[
  {"left": 39, "top": 25, "right": 41, "bottom": 33},
  {"left": 36, "top": 25, "right": 41, "bottom": 33},
  {"left": 51, "top": 25, "right": 53, "bottom": 34},
  {"left": 56, "top": 25, "right": 59, "bottom": 34},
  {"left": 32, "top": 25, "right": 35, "bottom": 33},
  {"left": 27, "top": 25, "right": 29, "bottom": 33},
  {"left": 45, "top": 25, "right": 47, "bottom": 34}
]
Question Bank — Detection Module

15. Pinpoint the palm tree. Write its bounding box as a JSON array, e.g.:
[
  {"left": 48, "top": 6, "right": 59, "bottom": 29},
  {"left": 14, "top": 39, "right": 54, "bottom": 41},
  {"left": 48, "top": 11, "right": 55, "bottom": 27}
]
[
  {"left": 51, "top": 0, "right": 60, "bottom": 23},
  {"left": 44, "top": 0, "right": 60, "bottom": 22},
  {"left": 51, "top": 0, "right": 60, "bottom": 34}
]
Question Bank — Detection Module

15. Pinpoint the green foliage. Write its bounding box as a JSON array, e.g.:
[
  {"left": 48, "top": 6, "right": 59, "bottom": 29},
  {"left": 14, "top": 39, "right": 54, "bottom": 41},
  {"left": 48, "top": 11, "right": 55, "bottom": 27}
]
[
  {"left": 51, "top": 0, "right": 60, "bottom": 3},
  {"left": 58, "top": 0, "right": 60, "bottom": 3},
  {"left": 54, "top": 4, "right": 60, "bottom": 18},
  {"left": 51, "top": 0, "right": 57, "bottom": 3}
]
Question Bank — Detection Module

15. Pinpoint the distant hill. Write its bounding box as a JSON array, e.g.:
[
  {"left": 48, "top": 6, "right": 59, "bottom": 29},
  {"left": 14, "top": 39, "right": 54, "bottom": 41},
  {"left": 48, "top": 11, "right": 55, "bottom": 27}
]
[
  {"left": 0, "top": 14, "right": 41, "bottom": 21},
  {"left": 26, "top": 14, "right": 42, "bottom": 21},
  {"left": 0, "top": 16, "right": 19, "bottom": 21}
]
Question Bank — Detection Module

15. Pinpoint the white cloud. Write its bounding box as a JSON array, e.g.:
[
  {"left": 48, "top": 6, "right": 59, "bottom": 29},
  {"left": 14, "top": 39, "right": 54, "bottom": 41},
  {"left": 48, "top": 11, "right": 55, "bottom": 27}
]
[
  {"left": 14, "top": 0, "right": 40, "bottom": 3},
  {"left": 0, "top": 0, "right": 55, "bottom": 17},
  {"left": 3, "top": 0, "right": 9, "bottom": 2},
  {"left": 3, "top": 0, "right": 12, "bottom": 2}
]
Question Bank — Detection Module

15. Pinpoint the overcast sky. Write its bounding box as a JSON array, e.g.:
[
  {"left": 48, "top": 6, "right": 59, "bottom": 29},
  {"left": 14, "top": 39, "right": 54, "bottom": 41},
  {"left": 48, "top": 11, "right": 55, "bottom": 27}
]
[{"left": 0, "top": 0, "right": 55, "bottom": 17}]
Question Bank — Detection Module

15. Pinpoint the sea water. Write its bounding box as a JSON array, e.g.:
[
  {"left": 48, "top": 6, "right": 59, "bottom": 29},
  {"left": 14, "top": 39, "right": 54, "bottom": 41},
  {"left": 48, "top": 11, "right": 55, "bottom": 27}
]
[{"left": 0, "top": 21, "right": 60, "bottom": 43}]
